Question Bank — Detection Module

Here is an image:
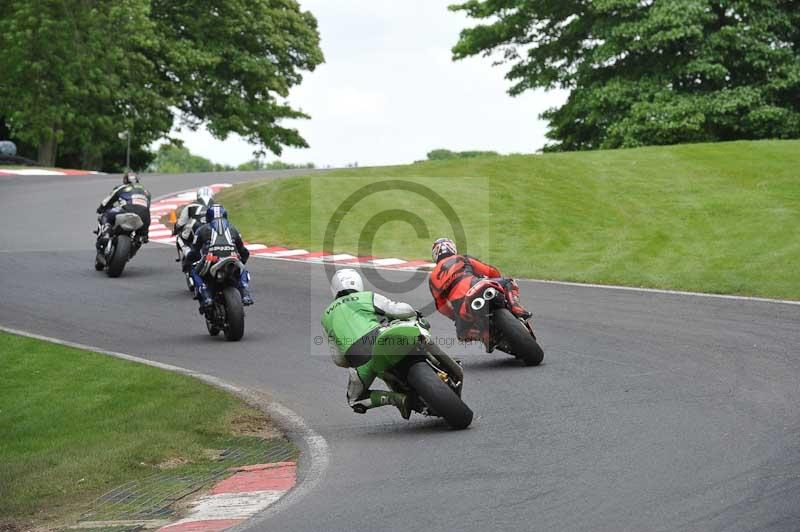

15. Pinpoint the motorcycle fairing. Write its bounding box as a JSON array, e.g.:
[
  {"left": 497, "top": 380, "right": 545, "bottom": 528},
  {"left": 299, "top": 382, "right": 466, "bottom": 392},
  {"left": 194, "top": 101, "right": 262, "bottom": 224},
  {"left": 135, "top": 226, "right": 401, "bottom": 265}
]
[
  {"left": 114, "top": 213, "right": 144, "bottom": 232},
  {"left": 209, "top": 255, "right": 244, "bottom": 276}
]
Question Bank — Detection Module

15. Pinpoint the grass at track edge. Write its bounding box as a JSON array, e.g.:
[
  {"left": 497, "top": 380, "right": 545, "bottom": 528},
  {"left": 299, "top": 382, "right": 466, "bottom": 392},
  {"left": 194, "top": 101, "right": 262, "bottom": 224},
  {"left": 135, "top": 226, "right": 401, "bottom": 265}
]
[
  {"left": 216, "top": 140, "right": 800, "bottom": 300},
  {"left": 0, "top": 331, "right": 295, "bottom": 530}
]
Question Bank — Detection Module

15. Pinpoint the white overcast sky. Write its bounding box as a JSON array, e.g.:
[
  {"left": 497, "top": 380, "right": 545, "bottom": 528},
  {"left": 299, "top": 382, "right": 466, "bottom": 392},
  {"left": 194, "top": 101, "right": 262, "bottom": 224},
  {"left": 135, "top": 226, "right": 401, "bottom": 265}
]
[{"left": 175, "top": 1, "right": 567, "bottom": 168}]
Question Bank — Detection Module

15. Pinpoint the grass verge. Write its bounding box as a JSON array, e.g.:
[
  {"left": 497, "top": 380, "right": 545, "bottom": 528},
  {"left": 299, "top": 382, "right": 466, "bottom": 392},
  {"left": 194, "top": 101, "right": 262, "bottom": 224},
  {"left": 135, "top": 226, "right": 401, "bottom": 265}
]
[
  {"left": 216, "top": 140, "right": 800, "bottom": 300},
  {"left": 0, "top": 332, "right": 293, "bottom": 530}
]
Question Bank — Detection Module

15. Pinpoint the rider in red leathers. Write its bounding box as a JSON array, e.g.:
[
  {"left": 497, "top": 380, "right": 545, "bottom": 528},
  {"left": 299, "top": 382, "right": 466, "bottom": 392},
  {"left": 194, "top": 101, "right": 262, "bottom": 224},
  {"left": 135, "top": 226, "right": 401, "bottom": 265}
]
[{"left": 428, "top": 238, "right": 530, "bottom": 341}]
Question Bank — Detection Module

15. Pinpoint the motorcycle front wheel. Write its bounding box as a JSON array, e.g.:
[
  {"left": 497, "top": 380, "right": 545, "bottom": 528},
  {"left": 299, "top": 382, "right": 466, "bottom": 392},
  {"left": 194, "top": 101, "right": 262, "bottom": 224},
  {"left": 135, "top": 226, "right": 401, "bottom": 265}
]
[
  {"left": 106, "top": 235, "right": 130, "bottom": 278},
  {"left": 407, "top": 362, "right": 473, "bottom": 430}
]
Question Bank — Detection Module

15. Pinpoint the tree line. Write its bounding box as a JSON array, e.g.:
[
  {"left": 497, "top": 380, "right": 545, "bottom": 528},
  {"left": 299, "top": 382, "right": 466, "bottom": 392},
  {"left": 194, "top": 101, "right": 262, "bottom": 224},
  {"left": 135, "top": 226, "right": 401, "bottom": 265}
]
[
  {"left": 3, "top": 1, "right": 797, "bottom": 169},
  {"left": 450, "top": 0, "right": 800, "bottom": 151},
  {"left": 148, "top": 144, "right": 314, "bottom": 173},
  {"left": 0, "top": 0, "right": 323, "bottom": 171}
]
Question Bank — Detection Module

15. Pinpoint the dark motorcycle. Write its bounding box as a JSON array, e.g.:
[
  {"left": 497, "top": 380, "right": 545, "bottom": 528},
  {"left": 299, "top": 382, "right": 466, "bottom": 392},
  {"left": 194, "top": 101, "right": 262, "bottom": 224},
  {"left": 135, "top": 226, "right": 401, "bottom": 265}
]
[
  {"left": 197, "top": 250, "right": 246, "bottom": 341},
  {"left": 461, "top": 278, "right": 544, "bottom": 366},
  {"left": 352, "top": 315, "right": 473, "bottom": 429},
  {"left": 94, "top": 213, "right": 144, "bottom": 278}
]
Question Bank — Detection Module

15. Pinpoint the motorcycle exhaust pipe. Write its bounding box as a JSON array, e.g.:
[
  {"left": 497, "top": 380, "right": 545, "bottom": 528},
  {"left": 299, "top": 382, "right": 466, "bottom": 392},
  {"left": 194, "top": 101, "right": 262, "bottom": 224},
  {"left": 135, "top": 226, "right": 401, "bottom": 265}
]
[
  {"left": 483, "top": 287, "right": 497, "bottom": 300},
  {"left": 471, "top": 297, "right": 486, "bottom": 311}
]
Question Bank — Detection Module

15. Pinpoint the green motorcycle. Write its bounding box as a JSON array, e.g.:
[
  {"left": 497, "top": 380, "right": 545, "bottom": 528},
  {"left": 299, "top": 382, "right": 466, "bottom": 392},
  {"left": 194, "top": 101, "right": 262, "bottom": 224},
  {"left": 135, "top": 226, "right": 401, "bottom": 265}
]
[{"left": 353, "top": 315, "right": 473, "bottom": 430}]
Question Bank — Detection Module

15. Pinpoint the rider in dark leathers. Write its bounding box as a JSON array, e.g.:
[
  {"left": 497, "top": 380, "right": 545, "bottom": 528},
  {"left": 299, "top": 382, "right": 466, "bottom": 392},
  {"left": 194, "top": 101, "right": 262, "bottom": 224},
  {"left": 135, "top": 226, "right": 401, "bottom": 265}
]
[
  {"left": 186, "top": 204, "right": 253, "bottom": 310},
  {"left": 96, "top": 172, "right": 151, "bottom": 259},
  {"left": 174, "top": 186, "right": 215, "bottom": 273}
]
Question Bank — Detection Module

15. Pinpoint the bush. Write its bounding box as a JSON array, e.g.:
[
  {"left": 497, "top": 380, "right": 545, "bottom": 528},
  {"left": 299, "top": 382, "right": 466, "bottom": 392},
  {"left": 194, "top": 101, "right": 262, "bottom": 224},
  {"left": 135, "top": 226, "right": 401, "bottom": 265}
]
[
  {"left": 426, "top": 149, "right": 499, "bottom": 161},
  {"left": 148, "top": 144, "right": 233, "bottom": 173},
  {"left": 237, "top": 159, "right": 315, "bottom": 171}
]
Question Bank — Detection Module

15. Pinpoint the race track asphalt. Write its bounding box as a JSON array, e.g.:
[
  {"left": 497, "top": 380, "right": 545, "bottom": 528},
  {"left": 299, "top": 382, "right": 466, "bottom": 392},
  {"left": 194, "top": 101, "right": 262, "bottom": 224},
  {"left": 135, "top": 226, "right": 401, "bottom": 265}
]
[{"left": 1, "top": 171, "right": 798, "bottom": 532}]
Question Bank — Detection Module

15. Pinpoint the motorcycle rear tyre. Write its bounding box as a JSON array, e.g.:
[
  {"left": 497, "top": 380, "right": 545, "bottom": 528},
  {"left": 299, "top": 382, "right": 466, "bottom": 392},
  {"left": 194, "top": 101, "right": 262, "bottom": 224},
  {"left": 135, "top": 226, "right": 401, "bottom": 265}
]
[
  {"left": 222, "top": 286, "right": 245, "bottom": 341},
  {"left": 494, "top": 308, "right": 544, "bottom": 366},
  {"left": 106, "top": 235, "right": 130, "bottom": 278},
  {"left": 407, "top": 362, "right": 472, "bottom": 429}
]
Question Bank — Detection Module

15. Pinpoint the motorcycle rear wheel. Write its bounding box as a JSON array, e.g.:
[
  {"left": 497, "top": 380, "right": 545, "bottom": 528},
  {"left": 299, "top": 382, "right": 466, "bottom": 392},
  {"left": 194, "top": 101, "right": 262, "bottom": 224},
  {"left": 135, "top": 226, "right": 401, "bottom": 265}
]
[
  {"left": 494, "top": 308, "right": 544, "bottom": 366},
  {"left": 106, "top": 235, "right": 130, "bottom": 278},
  {"left": 407, "top": 362, "right": 473, "bottom": 430},
  {"left": 222, "top": 286, "right": 245, "bottom": 341}
]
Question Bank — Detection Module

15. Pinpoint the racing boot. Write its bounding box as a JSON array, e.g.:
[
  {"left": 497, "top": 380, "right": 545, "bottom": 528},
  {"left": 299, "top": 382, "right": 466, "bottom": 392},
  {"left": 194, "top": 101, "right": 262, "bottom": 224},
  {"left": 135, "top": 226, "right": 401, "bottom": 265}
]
[
  {"left": 350, "top": 389, "right": 411, "bottom": 420},
  {"left": 195, "top": 282, "right": 213, "bottom": 313},
  {"left": 370, "top": 391, "right": 411, "bottom": 420},
  {"left": 238, "top": 270, "right": 254, "bottom": 306},
  {"left": 506, "top": 280, "right": 532, "bottom": 319},
  {"left": 241, "top": 289, "right": 254, "bottom": 306}
]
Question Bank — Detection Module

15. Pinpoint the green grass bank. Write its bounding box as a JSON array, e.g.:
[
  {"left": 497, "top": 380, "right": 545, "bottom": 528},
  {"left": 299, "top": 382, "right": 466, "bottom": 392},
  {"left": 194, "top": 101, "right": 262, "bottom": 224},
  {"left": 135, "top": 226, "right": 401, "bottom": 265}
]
[
  {"left": 0, "top": 332, "right": 288, "bottom": 529},
  {"left": 217, "top": 140, "right": 800, "bottom": 300}
]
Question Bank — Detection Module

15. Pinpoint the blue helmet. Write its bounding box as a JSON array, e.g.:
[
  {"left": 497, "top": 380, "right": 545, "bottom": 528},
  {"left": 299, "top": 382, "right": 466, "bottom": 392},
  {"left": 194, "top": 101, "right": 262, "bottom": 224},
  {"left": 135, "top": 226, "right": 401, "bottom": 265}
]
[{"left": 206, "top": 204, "right": 228, "bottom": 223}]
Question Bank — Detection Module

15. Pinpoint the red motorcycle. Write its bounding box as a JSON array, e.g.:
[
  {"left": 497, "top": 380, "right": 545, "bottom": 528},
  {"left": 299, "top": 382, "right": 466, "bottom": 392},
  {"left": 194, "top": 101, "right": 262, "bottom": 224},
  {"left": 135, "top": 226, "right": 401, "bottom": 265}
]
[{"left": 459, "top": 278, "right": 544, "bottom": 366}]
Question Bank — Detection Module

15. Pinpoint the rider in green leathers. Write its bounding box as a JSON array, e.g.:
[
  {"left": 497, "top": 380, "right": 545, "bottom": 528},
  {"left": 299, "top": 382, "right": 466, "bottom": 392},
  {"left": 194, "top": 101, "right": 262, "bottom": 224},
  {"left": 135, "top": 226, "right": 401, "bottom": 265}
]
[{"left": 321, "top": 269, "right": 416, "bottom": 418}]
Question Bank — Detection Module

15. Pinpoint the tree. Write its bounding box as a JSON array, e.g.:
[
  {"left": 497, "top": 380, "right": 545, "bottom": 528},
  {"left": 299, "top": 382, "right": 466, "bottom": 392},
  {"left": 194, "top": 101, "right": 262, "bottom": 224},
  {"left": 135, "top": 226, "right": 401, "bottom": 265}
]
[
  {"left": 450, "top": 0, "right": 800, "bottom": 151},
  {"left": 0, "top": 0, "right": 322, "bottom": 169},
  {"left": 0, "top": 1, "right": 169, "bottom": 167},
  {"left": 148, "top": 144, "right": 233, "bottom": 173},
  {"left": 151, "top": 0, "right": 323, "bottom": 157}
]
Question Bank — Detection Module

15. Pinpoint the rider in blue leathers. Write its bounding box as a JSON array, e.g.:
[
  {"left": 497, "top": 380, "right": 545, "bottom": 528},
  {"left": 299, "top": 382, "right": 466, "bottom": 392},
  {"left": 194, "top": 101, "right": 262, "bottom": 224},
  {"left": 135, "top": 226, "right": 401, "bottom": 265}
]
[{"left": 186, "top": 204, "right": 253, "bottom": 311}]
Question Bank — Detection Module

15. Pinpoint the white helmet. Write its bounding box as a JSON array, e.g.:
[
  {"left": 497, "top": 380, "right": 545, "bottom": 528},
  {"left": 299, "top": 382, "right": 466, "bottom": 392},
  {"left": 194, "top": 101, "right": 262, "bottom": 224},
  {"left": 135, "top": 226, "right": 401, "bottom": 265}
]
[
  {"left": 331, "top": 268, "right": 364, "bottom": 296},
  {"left": 196, "top": 186, "right": 214, "bottom": 207}
]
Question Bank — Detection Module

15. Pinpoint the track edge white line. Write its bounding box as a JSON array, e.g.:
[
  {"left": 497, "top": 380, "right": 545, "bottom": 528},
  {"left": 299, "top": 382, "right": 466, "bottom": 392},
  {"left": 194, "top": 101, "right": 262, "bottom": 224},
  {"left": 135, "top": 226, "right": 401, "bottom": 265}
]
[{"left": 526, "top": 278, "right": 800, "bottom": 306}]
